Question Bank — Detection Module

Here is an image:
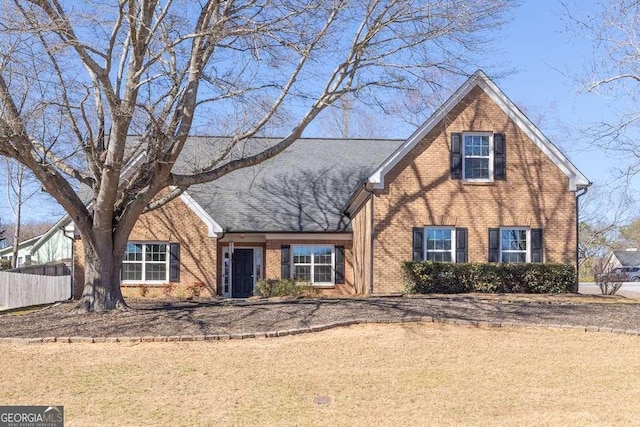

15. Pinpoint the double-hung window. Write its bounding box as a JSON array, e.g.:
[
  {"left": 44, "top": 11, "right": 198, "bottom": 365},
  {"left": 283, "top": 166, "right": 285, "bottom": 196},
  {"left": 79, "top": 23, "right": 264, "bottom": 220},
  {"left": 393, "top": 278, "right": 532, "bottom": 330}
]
[
  {"left": 500, "top": 228, "right": 528, "bottom": 263},
  {"left": 463, "top": 133, "right": 493, "bottom": 181},
  {"left": 122, "top": 242, "right": 169, "bottom": 282},
  {"left": 425, "top": 227, "right": 455, "bottom": 262},
  {"left": 292, "top": 245, "right": 333, "bottom": 285}
]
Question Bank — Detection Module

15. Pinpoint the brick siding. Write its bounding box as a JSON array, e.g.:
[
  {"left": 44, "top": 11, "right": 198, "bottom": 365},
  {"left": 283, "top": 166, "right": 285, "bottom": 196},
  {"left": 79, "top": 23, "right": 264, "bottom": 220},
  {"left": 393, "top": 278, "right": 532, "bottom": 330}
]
[{"left": 370, "top": 86, "right": 577, "bottom": 293}]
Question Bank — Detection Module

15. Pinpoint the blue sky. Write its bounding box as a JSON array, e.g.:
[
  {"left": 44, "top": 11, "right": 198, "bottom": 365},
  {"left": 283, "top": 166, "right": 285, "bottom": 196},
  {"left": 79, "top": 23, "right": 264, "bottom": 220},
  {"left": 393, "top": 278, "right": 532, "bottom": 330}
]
[
  {"left": 0, "top": 0, "right": 631, "bottom": 225},
  {"left": 495, "top": 0, "right": 624, "bottom": 189}
]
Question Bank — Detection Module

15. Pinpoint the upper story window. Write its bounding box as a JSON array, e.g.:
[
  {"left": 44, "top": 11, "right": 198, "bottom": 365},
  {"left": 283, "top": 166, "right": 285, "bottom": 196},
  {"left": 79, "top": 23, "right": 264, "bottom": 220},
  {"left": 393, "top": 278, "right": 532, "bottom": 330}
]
[
  {"left": 450, "top": 132, "right": 506, "bottom": 182},
  {"left": 463, "top": 133, "right": 493, "bottom": 181}
]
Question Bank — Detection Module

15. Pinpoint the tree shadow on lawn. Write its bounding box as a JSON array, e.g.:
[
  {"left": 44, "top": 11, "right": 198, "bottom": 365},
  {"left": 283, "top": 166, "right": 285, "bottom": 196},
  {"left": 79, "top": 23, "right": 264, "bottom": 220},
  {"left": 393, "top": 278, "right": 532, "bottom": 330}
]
[{"left": 1, "top": 295, "right": 633, "bottom": 338}]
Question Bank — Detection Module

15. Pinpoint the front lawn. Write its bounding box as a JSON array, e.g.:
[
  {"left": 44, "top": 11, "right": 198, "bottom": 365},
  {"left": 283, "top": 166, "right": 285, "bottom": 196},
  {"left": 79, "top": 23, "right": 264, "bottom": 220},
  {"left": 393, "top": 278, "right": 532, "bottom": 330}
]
[{"left": 1, "top": 323, "right": 639, "bottom": 425}]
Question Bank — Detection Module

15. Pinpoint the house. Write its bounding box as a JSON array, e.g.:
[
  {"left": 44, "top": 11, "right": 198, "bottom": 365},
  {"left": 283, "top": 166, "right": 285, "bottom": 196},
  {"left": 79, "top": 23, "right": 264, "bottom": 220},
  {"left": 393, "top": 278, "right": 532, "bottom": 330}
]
[
  {"left": 0, "top": 217, "right": 73, "bottom": 267},
  {"left": 71, "top": 70, "right": 590, "bottom": 298},
  {"left": 602, "top": 249, "right": 640, "bottom": 271}
]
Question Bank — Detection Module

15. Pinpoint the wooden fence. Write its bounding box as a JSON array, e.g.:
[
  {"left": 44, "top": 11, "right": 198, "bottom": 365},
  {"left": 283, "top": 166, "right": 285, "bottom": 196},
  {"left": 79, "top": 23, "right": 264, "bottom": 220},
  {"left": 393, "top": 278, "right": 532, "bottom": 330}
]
[{"left": 0, "top": 270, "right": 71, "bottom": 310}]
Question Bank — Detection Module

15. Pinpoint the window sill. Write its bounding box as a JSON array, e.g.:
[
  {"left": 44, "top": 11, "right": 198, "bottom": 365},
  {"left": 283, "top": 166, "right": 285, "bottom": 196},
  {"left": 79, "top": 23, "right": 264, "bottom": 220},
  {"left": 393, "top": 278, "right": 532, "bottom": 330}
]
[
  {"left": 121, "top": 281, "right": 169, "bottom": 286},
  {"left": 462, "top": 180, "right": 495, "bottom": 186}
]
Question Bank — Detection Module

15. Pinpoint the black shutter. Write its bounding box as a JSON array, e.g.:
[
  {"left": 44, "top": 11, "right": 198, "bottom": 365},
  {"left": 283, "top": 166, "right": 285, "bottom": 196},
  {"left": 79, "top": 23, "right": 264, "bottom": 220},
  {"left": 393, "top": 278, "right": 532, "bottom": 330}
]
[
  {"left": 281, "top": 245, "right": 291, "bottom": 279},
  {"left": 169, "top": 243, "right": 180, "bottom": 282},
  {"left": 531, "top": 228, "right": 543, "bottom": 262},
  {"left": 494, "top": 133, "right": 506, "bottom": 181},
  {"left": 488, "top": 228, "right": 500, "bottom": 262},
  {"left": 455, "top": 228, "right": 468, "bottom": 263},
  {"left": 412, "top": 227, "right": 424, "bottom": 261},
  {"left": 451, "top": 133, "right": 462, "bottom": 180},
  {"left": 335, "top": 246, "right": 345, "bottom": 284}
]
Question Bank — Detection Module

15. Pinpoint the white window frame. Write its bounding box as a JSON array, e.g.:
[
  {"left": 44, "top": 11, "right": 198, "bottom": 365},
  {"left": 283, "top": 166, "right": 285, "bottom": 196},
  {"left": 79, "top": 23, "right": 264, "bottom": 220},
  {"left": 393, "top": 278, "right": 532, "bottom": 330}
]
[
  {"left": 423, "top": 227, "right": 456, "bottom": 262},
  {"left": 291, "top": 244, "right": 335, "bottom": 286},
  {"left": 121, "top": 242, "right": 170, "bottom": 284},
  {"left": 499, "top": 228, "right": 530, "bottom": 263},
  {"left": 462, "top": 132, "right": 493, "bottom": 182}
]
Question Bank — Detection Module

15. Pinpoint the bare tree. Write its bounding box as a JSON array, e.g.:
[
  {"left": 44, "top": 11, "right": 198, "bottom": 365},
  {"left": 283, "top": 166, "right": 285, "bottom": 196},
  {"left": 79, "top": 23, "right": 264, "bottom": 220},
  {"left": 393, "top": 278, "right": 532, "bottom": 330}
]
[
  {"left": 4, "top": 159, "right": 41, "bottom": 267},
  {"left": 0, "top": 0, "right": 515, "bottom": 311},
  {"left": 563, "top": 0, "right": 640, "bottom": 177},
  {"left": 578, "top": 184, "right": 633, "bottom": 280}
]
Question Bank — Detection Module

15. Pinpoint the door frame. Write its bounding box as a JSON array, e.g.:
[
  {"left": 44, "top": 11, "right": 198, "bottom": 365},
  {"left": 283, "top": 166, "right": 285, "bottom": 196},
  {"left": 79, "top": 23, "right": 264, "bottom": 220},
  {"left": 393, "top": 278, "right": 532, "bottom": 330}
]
[{"left": 222, "top": 245, "right": 263, "bottom": 298}]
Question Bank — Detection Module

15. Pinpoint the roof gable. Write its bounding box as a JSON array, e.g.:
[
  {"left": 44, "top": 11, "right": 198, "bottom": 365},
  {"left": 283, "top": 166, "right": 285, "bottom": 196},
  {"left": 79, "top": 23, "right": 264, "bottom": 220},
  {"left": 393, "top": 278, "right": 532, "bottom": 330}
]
[
  {"left": 613, "top": 250, "right": 640, "bottom": 267},
  {"left": 367, "top": 70, "right": 590, "bottom": 192}
]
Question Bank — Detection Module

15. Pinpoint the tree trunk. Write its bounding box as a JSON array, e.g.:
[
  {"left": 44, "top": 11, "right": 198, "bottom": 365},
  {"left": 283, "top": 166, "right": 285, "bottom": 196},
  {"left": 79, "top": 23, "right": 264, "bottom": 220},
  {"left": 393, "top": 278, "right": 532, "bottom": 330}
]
[{"left": 78, "top": 240, "right": 127, "bottom": 312}]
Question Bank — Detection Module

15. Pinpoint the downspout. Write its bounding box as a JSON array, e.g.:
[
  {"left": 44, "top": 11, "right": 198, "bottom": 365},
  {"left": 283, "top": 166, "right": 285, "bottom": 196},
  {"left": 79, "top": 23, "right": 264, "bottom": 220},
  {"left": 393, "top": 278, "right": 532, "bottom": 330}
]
[
  {"left": 575, "top": 184, "right": 591, "bottom": 293},
  {"left": 61, "top": 225, "right": 75, "bottom": 301},
  {"left": 217, "top": 229, "right": 227, "bottom": 297},
  {"left": 365, "top": 186, "right": 375, "bottom": 295}
]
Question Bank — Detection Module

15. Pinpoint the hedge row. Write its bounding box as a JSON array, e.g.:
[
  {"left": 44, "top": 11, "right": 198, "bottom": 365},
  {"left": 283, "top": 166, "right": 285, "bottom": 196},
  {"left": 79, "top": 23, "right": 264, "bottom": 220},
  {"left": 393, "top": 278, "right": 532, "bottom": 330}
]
[{"left": 402, "top": 261, "right": 576, "bottom": 294}]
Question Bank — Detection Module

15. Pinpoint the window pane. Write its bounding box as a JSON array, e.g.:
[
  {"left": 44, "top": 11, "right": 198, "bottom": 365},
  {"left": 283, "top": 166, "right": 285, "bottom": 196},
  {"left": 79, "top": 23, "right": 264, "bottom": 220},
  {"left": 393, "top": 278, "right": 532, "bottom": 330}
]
[
  {"left": 314, "top": 265, "right": 332, "bottom": 283},
  {"left": 426, "top": 252, "right": 452, "bottom": 262},
  {"left": 502, "top": 252, "right": 526, "bottom": 263},
  {"left": 502, "top": 229, "right": 527, "bottom": 250},
  {"left": 145, "top": 244, "right": 167, "bottom": 262},
  {"left": 464, "top": 158, "right": 489, "bottom": 179},
  {"left": 293, "top": 247, "right": 312, "bottom": 264},
  {"left": 124, "top": 243, "right": 143, "bottom": 261},
  {"left": 145, "top": 263, "right": 167, "bottom": 281},
  {"left": 465, "top": 135, "right": 489, "bottom": 156},
  {"left": 122, "top": 263, "right": 142, "bottom": 281},
  {"left": 314, "top": 246, "right": 332, "bottom": 265},
  {"left": 294, "top": 265, "right": 311, "bottom": 282}
]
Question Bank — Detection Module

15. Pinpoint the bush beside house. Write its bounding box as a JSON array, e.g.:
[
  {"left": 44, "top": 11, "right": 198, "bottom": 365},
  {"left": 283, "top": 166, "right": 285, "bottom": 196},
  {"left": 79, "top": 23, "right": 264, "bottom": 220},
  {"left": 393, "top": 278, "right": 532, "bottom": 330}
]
[{"left": 403, "top": 261, "right": 575, "bottom": 294}]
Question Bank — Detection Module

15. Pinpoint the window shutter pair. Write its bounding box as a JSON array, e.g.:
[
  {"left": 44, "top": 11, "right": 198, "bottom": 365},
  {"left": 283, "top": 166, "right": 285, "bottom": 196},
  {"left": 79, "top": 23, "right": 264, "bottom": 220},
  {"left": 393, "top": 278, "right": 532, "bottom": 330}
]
[
  {"left": 487, "top": 228, "right": 543, "bottom": 262},
  {"left": 280, "top": 245, "right": 346, "bottom": 284},
  {"left": 412, "top": 227, "right": 467, "bottom": 263},
  {"left": 450, "top": 133, "right": 506, "bottom": 180},
  {"left": 169, "top": 243, "right": 180, "bottom": 282}
]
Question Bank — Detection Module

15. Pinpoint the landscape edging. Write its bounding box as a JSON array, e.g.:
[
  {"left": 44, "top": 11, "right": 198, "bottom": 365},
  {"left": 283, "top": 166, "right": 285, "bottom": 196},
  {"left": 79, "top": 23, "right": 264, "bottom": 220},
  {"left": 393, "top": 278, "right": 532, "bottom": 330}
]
[{"left": 1, "top": 315, "right": 640, "bottom": 345}]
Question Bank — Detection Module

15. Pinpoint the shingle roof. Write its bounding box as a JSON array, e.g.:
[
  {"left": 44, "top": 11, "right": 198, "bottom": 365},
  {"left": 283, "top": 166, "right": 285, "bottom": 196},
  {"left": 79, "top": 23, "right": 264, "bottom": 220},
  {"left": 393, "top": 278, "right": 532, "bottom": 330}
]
[
  {"left": 613, "top": 250, "right": 640, "bottom": 267},
  {"left": 178, "top": 137, "right": 403, "bottom": 232}
]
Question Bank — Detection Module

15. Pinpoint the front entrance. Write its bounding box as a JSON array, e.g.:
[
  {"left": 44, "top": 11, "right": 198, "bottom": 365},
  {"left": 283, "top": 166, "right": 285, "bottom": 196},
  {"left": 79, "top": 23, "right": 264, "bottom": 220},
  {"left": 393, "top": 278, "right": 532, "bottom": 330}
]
[{"left": 231, "top": 248, "right": 254, "bottom": 298}]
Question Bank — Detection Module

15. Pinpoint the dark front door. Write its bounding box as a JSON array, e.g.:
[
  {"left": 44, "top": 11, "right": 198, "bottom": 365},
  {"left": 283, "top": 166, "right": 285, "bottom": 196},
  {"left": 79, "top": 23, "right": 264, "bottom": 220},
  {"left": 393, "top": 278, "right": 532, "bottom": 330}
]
[{"left": 232, "top": 249, "right": 254, "bottom": 298}]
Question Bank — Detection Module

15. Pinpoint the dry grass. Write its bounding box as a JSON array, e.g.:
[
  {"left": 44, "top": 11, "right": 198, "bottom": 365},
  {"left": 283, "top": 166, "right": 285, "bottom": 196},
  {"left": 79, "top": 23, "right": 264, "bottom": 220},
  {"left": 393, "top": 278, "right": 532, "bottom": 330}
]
[{"left": 2, "top": 323, "right": 640, "bottom": 426}]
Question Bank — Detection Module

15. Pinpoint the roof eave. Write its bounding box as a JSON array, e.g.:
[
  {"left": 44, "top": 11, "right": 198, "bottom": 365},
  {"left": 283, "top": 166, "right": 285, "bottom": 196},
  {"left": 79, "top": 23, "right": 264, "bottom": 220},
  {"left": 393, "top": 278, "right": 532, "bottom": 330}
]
[{"left": 366, "top": 69, "right": 590, "bottom": 192}]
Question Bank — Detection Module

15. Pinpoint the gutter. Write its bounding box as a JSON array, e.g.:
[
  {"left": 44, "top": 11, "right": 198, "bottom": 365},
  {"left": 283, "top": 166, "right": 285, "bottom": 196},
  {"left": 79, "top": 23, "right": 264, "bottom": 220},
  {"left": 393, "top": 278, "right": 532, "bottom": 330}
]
[{"left": 575, "top": 183, "right": 592, "bottom": 293}]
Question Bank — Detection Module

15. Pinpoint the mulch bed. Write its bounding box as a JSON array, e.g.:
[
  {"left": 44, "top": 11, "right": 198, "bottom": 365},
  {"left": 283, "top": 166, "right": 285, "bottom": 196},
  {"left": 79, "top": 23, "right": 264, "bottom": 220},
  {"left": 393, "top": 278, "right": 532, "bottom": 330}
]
[{"left": 2, "top": 294, "right": 640, "bottom": 339}]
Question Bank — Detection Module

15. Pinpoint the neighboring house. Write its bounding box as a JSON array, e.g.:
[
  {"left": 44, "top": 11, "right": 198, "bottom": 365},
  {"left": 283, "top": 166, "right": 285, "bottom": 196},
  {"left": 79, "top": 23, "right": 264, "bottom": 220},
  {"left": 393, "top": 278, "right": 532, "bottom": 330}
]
[
  {"left": 602, "top": 249, "right": 640, "bottom": 271},
  {"left": 0, "top": 217, "right": 73, "bottom": 267},
  {"left": 71, "top": 70, "right": 590, "bottom": 298}
]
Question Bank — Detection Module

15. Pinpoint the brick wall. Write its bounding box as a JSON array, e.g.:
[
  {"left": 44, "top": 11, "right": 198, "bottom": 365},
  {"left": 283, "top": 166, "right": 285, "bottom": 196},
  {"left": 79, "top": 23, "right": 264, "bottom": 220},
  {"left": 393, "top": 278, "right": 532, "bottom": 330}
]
[
  {"left": 371, "top": 86, "right": 577, "bottom": 293},
  {"left": 72, "top": 196, "right": 217, "bottom": 298}
]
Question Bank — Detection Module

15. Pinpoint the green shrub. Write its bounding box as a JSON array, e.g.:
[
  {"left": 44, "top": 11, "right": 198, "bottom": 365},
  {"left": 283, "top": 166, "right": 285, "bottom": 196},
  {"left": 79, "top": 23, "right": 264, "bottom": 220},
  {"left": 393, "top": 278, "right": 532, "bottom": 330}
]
[
  {"left": 403, "top": 261, "right": 575, "bottom": 294},
  {"left": 254, "top": 278, "right": 316, "bottom": 297}
]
